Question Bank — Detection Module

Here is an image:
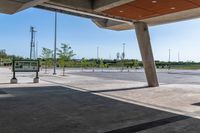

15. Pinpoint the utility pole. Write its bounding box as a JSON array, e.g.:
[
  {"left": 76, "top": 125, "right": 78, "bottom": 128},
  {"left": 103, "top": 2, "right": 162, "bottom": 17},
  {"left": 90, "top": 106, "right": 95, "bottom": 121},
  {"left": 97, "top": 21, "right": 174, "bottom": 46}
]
[
  {"left": 30, "top": 26, "right": 36, "bottom": 59},
  {"left": 53, "top": 12, "right": 57, "bottom": 75}
]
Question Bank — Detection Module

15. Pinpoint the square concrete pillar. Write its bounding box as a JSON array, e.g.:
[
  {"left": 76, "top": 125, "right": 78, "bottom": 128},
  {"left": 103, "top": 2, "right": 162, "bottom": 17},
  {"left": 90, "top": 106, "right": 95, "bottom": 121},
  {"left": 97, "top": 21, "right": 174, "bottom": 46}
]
[
  {"left": 10, "top": 78, "right": 18, "bottom": 84},
  {"left": 134, "top": 21, "right": 159, "bottom": 87}
]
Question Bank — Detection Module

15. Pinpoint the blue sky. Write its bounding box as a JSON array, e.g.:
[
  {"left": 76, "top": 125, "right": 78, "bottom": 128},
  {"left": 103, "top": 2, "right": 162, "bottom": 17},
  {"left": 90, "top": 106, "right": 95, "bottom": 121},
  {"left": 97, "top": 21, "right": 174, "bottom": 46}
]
[{"left": 1, "top": 8, "right": 200, "bottom": 62}]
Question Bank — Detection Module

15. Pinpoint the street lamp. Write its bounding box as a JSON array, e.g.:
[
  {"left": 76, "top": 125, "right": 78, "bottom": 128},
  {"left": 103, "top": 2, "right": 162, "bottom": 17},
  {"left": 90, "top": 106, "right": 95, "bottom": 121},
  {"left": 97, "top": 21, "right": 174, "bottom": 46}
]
[
  {"left": 168, "top": 49, "right": 171, "bottom": 70},
  {"left": 122, "top": 43, "right": 126, "bottom": 60},
  {"left": 53, "top": 12, "right": 57, "bottom": 75}
]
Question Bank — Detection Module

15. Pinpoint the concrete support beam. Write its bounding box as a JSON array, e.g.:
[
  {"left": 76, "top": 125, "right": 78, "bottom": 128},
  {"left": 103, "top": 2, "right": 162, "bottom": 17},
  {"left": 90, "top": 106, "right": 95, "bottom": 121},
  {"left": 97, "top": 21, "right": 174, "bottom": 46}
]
[
  {"left": 17, "top": 0, "right": 49, "bottom": 12},
  {"left": 93, "top": 0, "right": 135, "bottom": 12},
  {"left": 92, "top": 19, "right": 134, "bottom": 30},
  {"left": 0, "top": 0, "right": 48, "bottom": 14},
  {"left": 48, "top": 0, "right": 92, "bottom": 10},
  {"left": 0, "top": 0, "right": 22, "bottom": 14},
  {"left": 39, "top": 3, "right": 133, "bottom": 24},
  {"left": 134, "top": 22, "right": 159, "bottom": 87}
]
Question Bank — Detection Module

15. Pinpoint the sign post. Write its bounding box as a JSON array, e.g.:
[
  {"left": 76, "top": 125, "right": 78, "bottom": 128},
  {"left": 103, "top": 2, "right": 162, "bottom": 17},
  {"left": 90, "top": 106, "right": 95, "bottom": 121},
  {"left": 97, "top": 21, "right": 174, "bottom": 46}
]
[
  {"left": 10, "top": 59, "right": 40, "bottom": 84},
  {"left": 10, "top": 59, "right": 17, "bottom": 84}
]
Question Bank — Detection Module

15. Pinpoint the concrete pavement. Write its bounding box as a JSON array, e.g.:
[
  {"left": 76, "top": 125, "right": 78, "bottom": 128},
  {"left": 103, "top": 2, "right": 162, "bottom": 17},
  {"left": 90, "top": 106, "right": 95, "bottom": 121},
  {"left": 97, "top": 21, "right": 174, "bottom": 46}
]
[{"left": 1, "top": 67, "right": 200, "bottom": 132}]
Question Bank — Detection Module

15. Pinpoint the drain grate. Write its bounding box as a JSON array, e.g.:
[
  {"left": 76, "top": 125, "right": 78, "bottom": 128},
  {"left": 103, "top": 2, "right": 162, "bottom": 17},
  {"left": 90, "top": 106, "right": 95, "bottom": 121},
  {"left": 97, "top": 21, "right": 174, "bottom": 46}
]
[{"left": 192, "top": 102, "right": 200, "bottom": 106}]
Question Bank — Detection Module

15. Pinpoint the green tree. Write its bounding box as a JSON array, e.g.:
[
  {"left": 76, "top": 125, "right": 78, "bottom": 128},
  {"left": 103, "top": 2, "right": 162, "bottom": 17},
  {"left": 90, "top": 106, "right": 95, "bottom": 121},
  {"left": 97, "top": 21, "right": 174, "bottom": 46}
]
[
  {"left": 133, "top": 60, "right": 139, "bottom": 69},
  {"left": 57, "top": 43, "right": 75, "bottom": 76},
  {"left": 99, "top": 59, "right": 105, "bottom": 72},
  {"left": 120, "top": 54, "right": 125, "bottom": 72},
  {"left": 41, "top": 48, "right": 53, "bottom": 73},
  {"left": 66, "top": 60, "right": 74, "bottom": 68},
  {"left": 0, "top": 49, "right": 7, "bottom": 59},
  {"left": 91, "top": 60, "right": 97, "bottom": 72},
  {"left": 81, "top": 58, "right": 88, "bottom": 71},
  {"left": 116, "top": 52, "right": 120, "bottom": 60},
  {"left": 0, "top": 49, "right": 7, "bottom": 66}
]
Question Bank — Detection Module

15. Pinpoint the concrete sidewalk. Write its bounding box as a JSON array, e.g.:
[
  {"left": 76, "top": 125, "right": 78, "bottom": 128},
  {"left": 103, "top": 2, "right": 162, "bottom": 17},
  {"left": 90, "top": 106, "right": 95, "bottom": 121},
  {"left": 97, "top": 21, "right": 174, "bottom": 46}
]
[{"left": 38, "top": 73, "right": 200, "bottom": 119}]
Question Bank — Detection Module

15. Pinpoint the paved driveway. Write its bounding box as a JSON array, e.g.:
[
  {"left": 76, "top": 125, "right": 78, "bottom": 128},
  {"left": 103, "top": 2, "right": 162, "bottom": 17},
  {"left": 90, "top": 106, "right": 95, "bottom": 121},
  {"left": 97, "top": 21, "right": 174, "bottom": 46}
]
[{"left": 70, "top": 71, "right": 200, "bottom": 85}]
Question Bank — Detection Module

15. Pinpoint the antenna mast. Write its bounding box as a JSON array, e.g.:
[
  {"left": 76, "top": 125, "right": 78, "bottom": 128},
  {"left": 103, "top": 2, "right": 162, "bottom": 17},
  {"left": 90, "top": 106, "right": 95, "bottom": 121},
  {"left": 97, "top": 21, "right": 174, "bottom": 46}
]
[{"left": 30, "top": 26, "right": 37, "bottom": 59}]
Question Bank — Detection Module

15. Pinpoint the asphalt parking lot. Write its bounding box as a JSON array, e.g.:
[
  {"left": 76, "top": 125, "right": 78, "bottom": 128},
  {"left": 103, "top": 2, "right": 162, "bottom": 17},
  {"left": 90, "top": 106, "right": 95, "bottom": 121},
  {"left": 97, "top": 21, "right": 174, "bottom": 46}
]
[{"left": 70, "top": 70, "right": 200, "bottom": 85}]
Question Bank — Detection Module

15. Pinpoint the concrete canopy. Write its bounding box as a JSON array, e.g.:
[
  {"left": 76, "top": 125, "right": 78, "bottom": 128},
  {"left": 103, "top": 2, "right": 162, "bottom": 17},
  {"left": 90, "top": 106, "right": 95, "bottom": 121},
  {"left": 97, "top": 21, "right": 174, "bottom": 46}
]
[{"left": 1, "top": 0, "right": 200, "bottom": 30}]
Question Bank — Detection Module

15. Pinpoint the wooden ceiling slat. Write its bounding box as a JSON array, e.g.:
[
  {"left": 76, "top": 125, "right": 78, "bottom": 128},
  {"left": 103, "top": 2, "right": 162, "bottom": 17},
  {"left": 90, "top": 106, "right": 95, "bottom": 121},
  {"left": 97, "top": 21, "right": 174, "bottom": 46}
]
[
  {"left": 103, "top": 0, "right": 200, "bottom": 20},
  {"left": 187, "top": 0, "right": 200, "bottom": 6}
]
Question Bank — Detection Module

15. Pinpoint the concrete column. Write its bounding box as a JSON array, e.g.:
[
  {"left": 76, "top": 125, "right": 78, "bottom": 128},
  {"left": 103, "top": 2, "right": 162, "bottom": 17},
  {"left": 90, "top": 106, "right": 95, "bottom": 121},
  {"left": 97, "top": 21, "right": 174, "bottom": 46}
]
[{"left": 134, "top": 21, "right": 159, "bottom": 87}]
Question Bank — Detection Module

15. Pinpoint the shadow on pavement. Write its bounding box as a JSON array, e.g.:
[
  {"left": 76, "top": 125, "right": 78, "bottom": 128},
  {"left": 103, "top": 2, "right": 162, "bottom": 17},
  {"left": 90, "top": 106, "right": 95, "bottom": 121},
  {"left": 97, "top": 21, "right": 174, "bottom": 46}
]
[
  {"left": 0, "top": 86, "right": 199, "bottom": 133},
  {"left": 0, "top": 89, "right": 7, "bottom": 94}
]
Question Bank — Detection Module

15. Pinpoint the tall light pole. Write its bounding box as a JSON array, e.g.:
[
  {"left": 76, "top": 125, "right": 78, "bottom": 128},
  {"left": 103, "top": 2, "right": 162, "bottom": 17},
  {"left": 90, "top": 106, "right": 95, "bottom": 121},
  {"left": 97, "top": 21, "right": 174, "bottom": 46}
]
[
  {"left": 121, "top": 43, "right": 126, "bottom": 71},
  {"left": 178, "top": 51, "right": 180, "bottom": 62},
  {"left": 168, "top": 49, "right": 171, "bottom": 70},
  {"left": 53, "top": 12, "right": 57, "bottom": 75},
  {"left": 122, "top": 43, "right": 126, "bottom": 60},
  {"left": 97, "top": 46, "right": 99, "bottom": 59},
  {"left": 168, "top": 49, "right": 171, "bottom": 62}
]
